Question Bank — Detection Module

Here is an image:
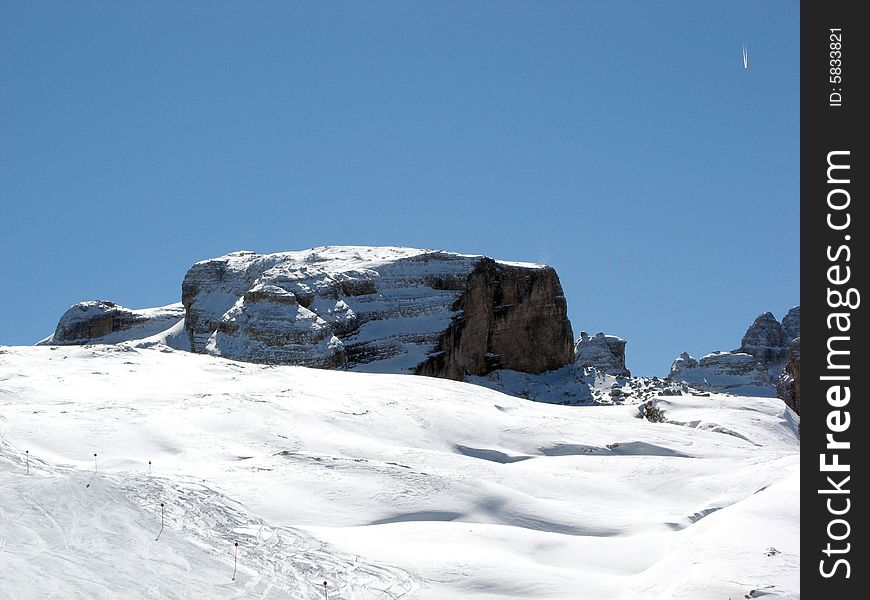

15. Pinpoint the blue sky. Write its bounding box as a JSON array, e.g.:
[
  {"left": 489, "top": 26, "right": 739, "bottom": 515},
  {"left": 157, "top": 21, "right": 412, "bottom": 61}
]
[{"left": 0, "top": 1, "right": 799, "bottom": 376}]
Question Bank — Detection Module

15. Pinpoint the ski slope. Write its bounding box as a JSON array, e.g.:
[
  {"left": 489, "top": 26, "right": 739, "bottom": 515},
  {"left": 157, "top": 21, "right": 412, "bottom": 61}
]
[{"left": 0, "top": 344, "right": 799, "bottom": 599}]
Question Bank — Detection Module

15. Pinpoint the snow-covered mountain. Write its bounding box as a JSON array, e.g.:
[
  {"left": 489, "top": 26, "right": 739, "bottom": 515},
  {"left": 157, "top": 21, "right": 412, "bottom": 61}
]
[
  {"left": 666, "top": 307, "right": 800, "bottom": 399},
  {"left": 39, "top": 250, "right": 801, "bottom": 415},
  {"left": 0, "top": 343, "right": 799, "bottom": 599},
  {"left": 667, "top": 351, "right": 772, "bottom": 396},
  {"left": 39, "top": 301, "right": 185, "bottom": 346},
  {"left": 739, "top": 309, "right": 800, "bottom": 376},
  {"left": 45, "top": 246, "right": 576, "bottom": 379}
]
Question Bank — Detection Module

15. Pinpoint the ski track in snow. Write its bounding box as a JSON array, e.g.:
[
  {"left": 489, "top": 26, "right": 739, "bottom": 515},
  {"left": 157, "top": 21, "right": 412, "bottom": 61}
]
[
  {"left": 0, "top": 441, "right": 415, "bottom": 599},
  {"left": 0, "top": 344, "right": 799, "bottom": 599}
]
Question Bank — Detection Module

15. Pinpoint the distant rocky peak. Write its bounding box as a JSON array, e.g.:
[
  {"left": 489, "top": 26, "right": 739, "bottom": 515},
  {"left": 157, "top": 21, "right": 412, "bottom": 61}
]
[
  {"left": 740, "top": 312, "right": 787, "bottom": 351},
  {"left": 737, "top": 307, "right": 800, "bottom": 371},
  {"left": 667, "top": 350, "right": 770, "bottom": 394},
  {"left": 668, "top": 352, "right": 699, "bottom": 378},
  {"left": 667, "top": 305, "right": 800, "bottom": 400},
  {"left": 574, "top": 331, "right": 630, "bottom": 377},
  {"left": 781, "top": 306, "right": 800, "bottom": 340}
]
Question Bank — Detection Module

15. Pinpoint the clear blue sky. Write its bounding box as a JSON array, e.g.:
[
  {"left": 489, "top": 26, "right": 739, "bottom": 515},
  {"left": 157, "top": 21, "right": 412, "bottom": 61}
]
[{"left": 0, "top": 1, "right": 799, "bottom": 376}]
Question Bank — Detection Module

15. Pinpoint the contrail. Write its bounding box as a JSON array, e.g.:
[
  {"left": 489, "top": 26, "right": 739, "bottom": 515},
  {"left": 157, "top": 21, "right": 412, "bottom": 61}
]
[{"left": 743, "top": 44, "right": 749, "bottom": 70}]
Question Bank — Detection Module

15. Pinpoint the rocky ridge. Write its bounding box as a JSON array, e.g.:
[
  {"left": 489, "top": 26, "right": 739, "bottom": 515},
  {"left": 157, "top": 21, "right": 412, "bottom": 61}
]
[
  {"left": 40, "top": 301, "right": 184, "bottom": 346},
  {"left": 667, "top": 351, "right": 770, "bottom": 393},
  {"left": 738, "top": 311, "right": 791, "bottom": 375},
  {"left": 44, "top": 247, "right": 575, "bottom": 381},
  {"left": 467, "top": 365, "right": 692, "bottom": 407},
  {"left": 37, "top": 247, "right": 798, "bottom": 409},
  {"left": 181, "top": 247, "right": 574, "bottom": 378},
  {"left": 666, "top": 307, "right": 800, "bottom": 400}
]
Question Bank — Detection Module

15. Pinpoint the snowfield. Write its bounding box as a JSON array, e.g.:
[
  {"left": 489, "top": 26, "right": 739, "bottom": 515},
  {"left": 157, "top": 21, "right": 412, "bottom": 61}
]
[{"left": 0, "top": 344, "right": 799, "bottom": 599}]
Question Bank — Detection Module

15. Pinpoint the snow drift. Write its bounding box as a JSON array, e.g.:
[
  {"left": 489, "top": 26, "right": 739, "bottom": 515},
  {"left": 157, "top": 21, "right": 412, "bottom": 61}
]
[{"left": 0, "top": 343, "right": 799, "bottom": 599}]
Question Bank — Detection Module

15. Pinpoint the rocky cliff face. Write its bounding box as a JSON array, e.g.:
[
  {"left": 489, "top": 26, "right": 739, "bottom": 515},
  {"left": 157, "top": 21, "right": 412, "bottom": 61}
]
[
  {"left": 415, "top": 258, "right": 574, "bottom": 379},
  {"left": 781, "top": 306, "right": 800, "bottom": 341},
  {"left": 776, "top": 337, "right": 800, "bottom": 414},
  {"left": 182, "top": 246, "right": 574, "bottom": 378},
  {"left": 573, "top": 332, "right": 630, "bottom": 377},
  {"left": 738, "top": 312, "right": 790, "bottom": 371},
  {"left": 41, "top": 301, "right": 184, "bottom": 346},
  {"left": 206, "top": 283, "right": 347, "bottom": 368}
]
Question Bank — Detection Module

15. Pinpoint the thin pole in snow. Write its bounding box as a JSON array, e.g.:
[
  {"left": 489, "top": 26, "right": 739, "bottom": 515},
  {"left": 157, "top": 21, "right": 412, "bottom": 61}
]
[
  {"left": 148, "top": 460, "right": 152, "bottom": 474},
  {"left": 25, "top": 450, "right": 29, "bottom": 475},
  {"left": 155, "top": 503, "right": 165, "bottom": 541},
  {"left": 86, "top": 453, "right": 98, "bottom": 488},
  {"left": 323, "top": 580, "right": 328, "bottom": 600},
  {"left": 232, "top": 542, "right": 239, "bottom": 581}
]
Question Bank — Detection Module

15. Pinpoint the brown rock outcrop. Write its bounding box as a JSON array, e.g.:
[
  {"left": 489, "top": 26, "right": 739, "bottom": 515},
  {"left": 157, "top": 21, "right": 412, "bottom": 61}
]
[{"left": 415, "top": 258, "right": 575, "bottom": 379}]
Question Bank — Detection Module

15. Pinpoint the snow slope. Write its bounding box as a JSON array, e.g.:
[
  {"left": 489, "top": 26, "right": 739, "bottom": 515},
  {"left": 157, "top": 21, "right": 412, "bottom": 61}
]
[
  {"left": 467, "top": 365, "right": 691, "bottom": 406},
  {"left": 0, "top": 344, "right": 799, "bottom": 599}
]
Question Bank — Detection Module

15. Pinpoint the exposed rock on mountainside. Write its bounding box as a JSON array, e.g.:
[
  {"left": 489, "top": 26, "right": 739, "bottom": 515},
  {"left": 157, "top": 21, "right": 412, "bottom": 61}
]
[
  {"left": 668, "top": 352, "right": 699, "bottom": 380},
  {"left": 738, "top": 311, "right": 790, "bottom": 370},
  {"left": 667, "top": 351, "right": 770, "bottom": 393},
  {"left": 182, "top": 247, "right": 574, "bottom": 378},
  {"left": 467, "top": 365, "right": 687, "bottom": 406},
  {"left": 776, "top": 337, "right": 800, "bottom": 414},
  {"left": 415, "top": 258, "right": 575, "bottom": 379},
  {"left": 573, "top": 332, "right": 630, "bottom": 376},
  {"left": 667, "top": 306, "right": 800, "bottom": 400},
  {"left": 207, "top": 283, "right": 347, "bottom": 368},
  {"left": 41, "top": 301, "right": 184, "bottom": 345},
  {"left": 781, "top": 306, "right": 800, "bottom": 341}
]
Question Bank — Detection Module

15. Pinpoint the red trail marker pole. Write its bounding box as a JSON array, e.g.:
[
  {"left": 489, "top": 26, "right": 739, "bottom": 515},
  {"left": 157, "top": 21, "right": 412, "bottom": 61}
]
[
  {"left": 232, "top": 542, "right": 239, "bottom": 581},
  {"left": 323, "top": 580, "right": 328, "bottom": 600},
  {"left": 25, "top": 450, "right": 29, "bottom": 475}
]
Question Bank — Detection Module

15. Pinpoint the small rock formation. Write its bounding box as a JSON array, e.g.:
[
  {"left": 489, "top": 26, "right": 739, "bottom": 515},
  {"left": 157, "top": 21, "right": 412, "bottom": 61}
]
[
  {"left": 667, "top": 352, "right": 699, "bottom": 380},
  {"left": 41, "top": 301, "right": 184, "bottom": 345},
  {"left": 182, "top": 246, "right": 575, "bottom": 378},
  {"left": 573, "top": 332, "right": 630, "bottom": 377},
  {"left": 467, "top": 364, "right": 686, "bottom": 406},
  {"left": 776, "top": 337, "right": 800, "bottom": 414}
]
